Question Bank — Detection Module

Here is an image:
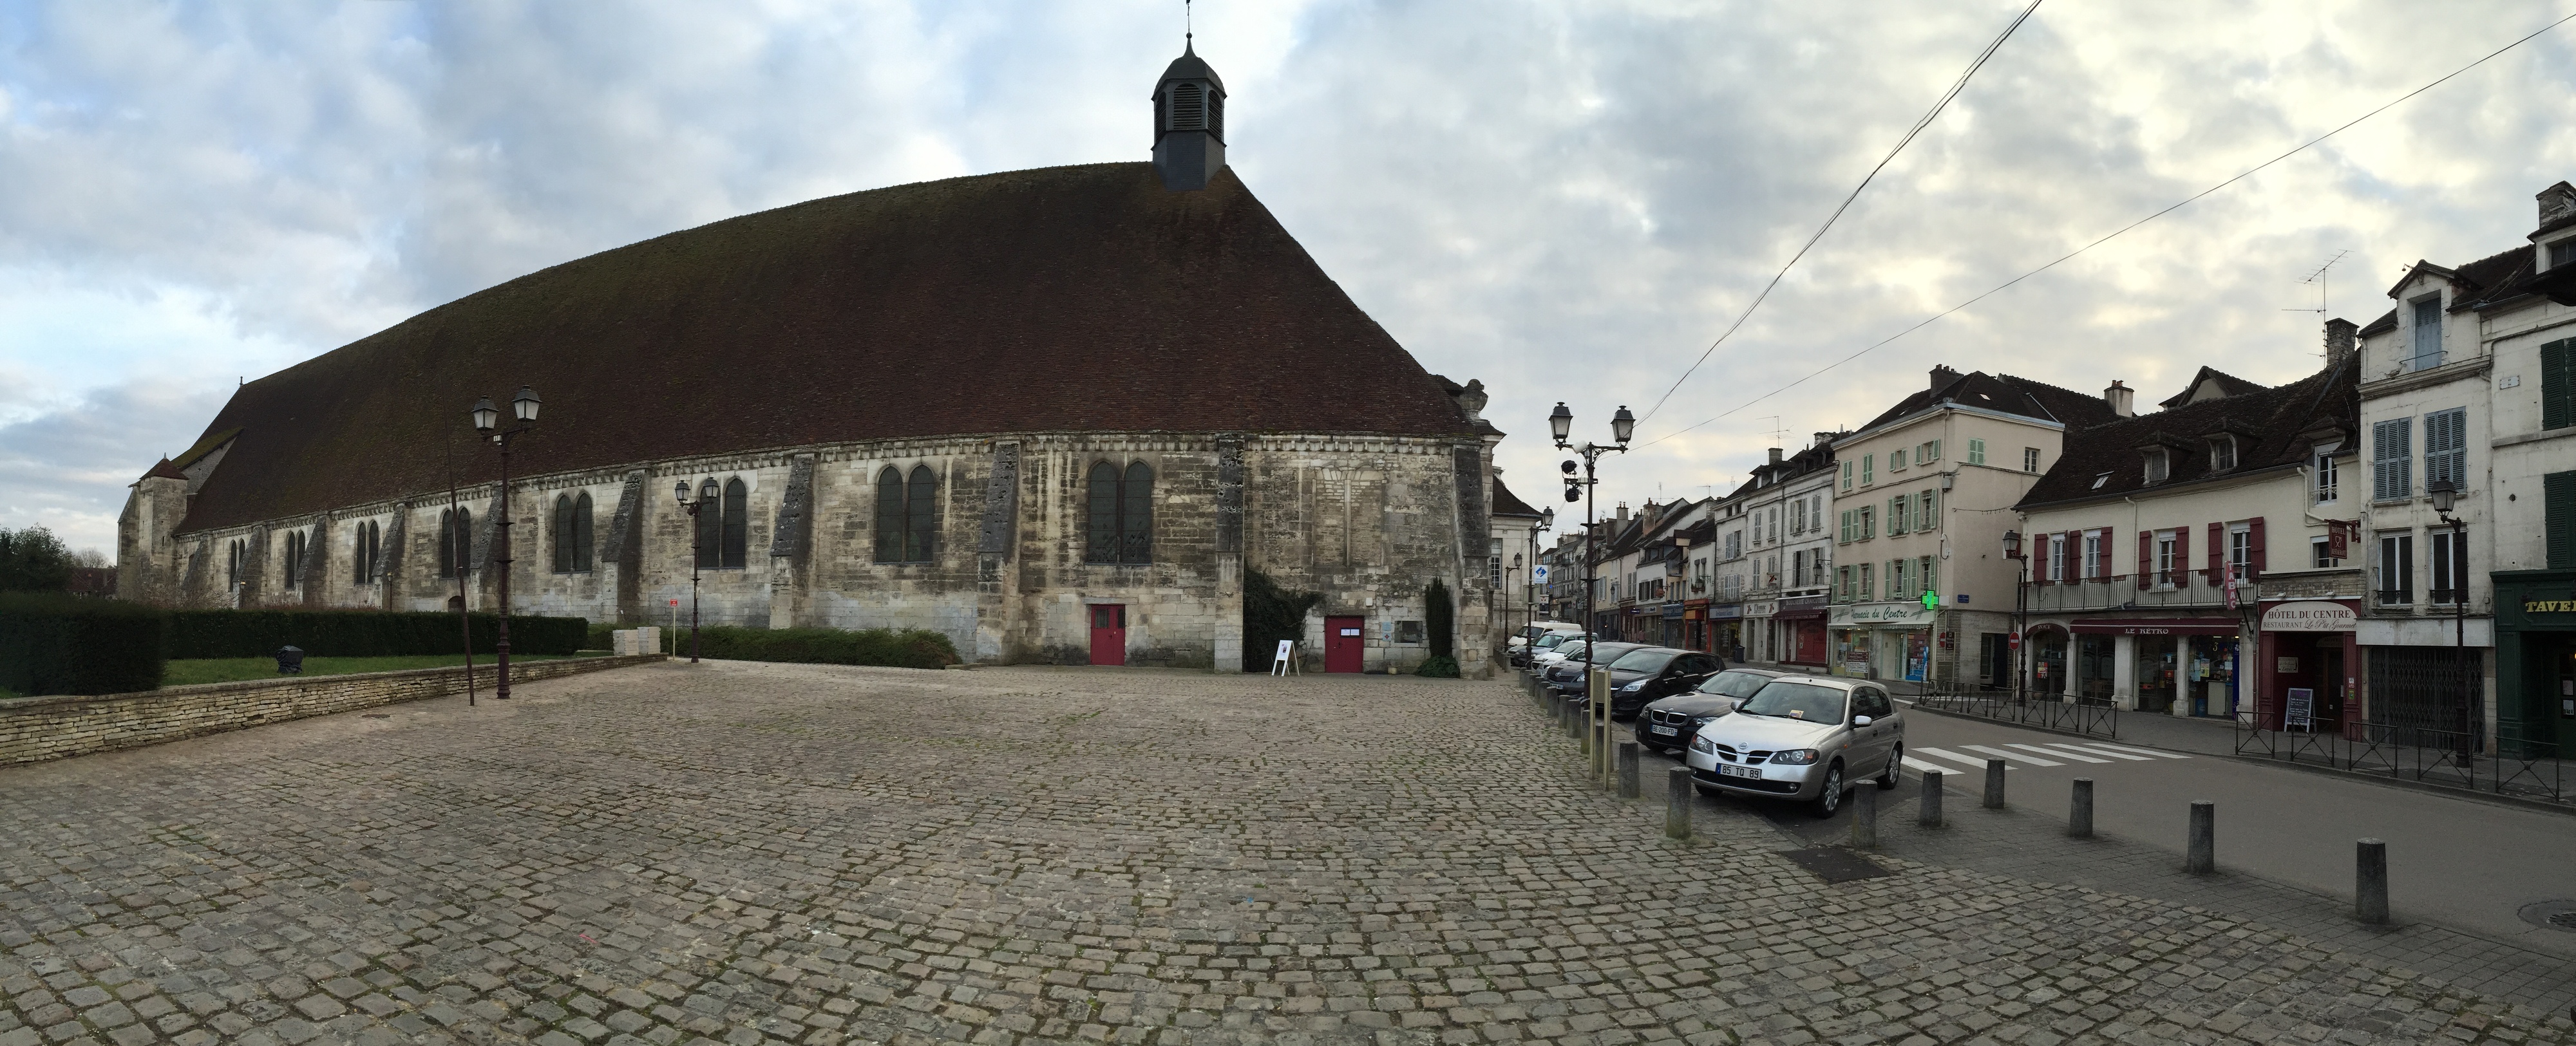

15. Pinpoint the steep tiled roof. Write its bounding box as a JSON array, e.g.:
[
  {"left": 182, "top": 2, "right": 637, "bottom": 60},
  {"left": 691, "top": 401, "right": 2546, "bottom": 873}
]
[
  {"left": 140, "top": 458, "right": 188, "bottom": 481},
  {"left": 173, "top": 163, "right": 1475, "bottom": 533},
  {"left": 2155, "top": 367, "right": 2269, "bottom": 409},
  {"left": 1491, "top": 478, "right": 1544, "bottom": 520},
  {"left": 1857, "top": 370, "right": 2119, "bottom": 435},
  {"left": 2357, "top": 308, "right": 2399, "bottom": 337},
  {"left": 2016, "top": 359, "right": 2356, "bottom": 510}
]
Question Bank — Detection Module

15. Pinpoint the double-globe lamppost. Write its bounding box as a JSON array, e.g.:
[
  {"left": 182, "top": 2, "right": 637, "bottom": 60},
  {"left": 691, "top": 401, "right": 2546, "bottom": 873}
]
[
  {"left": 674, "top": 478, "right": 720, "bottom": 664},
  {"left": 1520, "top": 507, "right": 1555, "bottom": 664},
  {"left": 468, "top": 386, "right": 542, "bottom": 700},
  {"left": 1551, "top": 401, "right": 1633, "bottom": 778}
]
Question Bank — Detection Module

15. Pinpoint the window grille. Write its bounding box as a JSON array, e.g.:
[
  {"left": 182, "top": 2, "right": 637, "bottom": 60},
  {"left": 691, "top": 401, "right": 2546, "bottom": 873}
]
[
  {"left": 2365, "top": 646, "right": 2483, "bottom": 746},
  {"left": 2372, "top": 418, "right": 2411, "bottom": 501},
  {"left": 2423, "top": 408, "right": 2466, "bottom": 494}
]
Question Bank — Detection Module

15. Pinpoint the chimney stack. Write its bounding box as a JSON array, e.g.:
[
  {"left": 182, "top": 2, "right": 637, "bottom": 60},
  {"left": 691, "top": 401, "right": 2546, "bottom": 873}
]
[
  {"left": 2325, "top": 317, "right": 2358, "bottom": 370},
  {"left": 1616, "top": 503, "right": 1629, "bottom": 526},
  {"left": 2539, "top": 180, "right": 2576, "bottom": 230},
  {"left": 1930, "top": 365, "right": 1961, "bottom": 395},
  {"left": 2103, "top": 380, "right": 2134, "bottom": 418},
  {"left": 1814, "top": 431, "right": 1836, "bottom": 449},
  {"left": 1767, "top": 447, "right": 1784, "bottom": 465}
]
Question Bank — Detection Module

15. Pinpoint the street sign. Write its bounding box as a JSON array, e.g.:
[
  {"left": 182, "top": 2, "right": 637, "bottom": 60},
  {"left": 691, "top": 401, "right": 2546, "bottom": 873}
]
[{"left": 1534, "top": 565, "right": 1549, "bottom": 584}]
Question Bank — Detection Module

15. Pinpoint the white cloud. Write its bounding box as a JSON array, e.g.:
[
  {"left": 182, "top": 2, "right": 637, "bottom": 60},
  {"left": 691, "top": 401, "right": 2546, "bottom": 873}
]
[{"left": 1, "top": 0, "right": 2571, "bottom": 554}]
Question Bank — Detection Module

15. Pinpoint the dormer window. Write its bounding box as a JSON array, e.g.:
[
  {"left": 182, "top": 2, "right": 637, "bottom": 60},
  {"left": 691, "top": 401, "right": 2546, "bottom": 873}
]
[
  {"left": 2143, "top": 449, "right": 2168, "bottom": 484},
  {"left": 2209, "top": 435, "right": 2237, "bottom": 472},
  {"left": 2551, "top": 238, "right": 2575, "bottom": 271},
  {"left": 2409, "top": 295, "right": 2444, "bottom": 371}
]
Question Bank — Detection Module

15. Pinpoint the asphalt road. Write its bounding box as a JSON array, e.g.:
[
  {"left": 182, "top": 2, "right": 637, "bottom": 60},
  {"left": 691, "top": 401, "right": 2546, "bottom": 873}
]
[{"left": 1799, "top": 707, "right": 2576, "bottom": 955}]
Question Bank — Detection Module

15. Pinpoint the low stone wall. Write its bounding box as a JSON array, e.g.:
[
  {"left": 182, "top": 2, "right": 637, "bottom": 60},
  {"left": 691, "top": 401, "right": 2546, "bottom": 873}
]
[{"left": 0, "top": 653, "right": 665, "bottom": 767}]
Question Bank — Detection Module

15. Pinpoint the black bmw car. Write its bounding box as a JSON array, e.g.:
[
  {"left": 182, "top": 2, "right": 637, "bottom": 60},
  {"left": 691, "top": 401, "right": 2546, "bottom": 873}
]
[{"left": 1633, "top": 667, "right": 1785, "bottom": 754}]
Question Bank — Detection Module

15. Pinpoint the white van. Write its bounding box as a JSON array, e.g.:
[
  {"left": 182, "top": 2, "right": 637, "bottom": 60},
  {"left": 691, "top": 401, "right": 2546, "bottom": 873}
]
[{"left": 1508, "top": 621, "right": 1584, "bottom": 653}]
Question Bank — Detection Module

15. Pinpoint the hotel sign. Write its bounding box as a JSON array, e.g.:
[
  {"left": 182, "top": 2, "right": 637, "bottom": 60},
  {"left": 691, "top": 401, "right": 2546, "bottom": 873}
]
[{"left": 2260, "top": 601, "right": 2358, "bottom": 633}]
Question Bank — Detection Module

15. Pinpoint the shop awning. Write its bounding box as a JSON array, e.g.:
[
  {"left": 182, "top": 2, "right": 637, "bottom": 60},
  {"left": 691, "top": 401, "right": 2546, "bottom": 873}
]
[{"left": 2068, "top": 618, "right": 2239, "bottom": 636}]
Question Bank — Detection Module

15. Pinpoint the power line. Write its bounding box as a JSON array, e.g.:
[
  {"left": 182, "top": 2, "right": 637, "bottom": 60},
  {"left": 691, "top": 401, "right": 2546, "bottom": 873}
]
[
  {"left": 1637, "top": 0, "right": 2047, "bottom": 425},
  {"left": 1642, "top": 8, "right": 2576, "bottom": 447}
]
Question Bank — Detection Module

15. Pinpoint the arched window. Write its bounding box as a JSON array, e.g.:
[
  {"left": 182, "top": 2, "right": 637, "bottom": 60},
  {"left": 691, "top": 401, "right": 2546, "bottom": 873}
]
[
  {"left": 354, "top": 520, "right": 380, "bottom": 584},
  {"left": 552, "top": 492, "right": 594, "bottom": 574},
  {"left": 1084, "top": 461, "right": 1153, "bottom": 565},
  {"left": 720, "top": 478, "right": 748, "bottom": 569},
  {"left": 694, "top": 483, "right": 722, "bottom": 569},
  {"left": 440, "top": 507, "right": 473, "bottom": 579},
  {"left": 283, "top": 531, "right": 306, "bottom": 589},
  {"left": 873, "top": 465, "right": 940, "bottom": 564},
  {"left": 227, "top": 539, "right": 243, "bottom": 588}
]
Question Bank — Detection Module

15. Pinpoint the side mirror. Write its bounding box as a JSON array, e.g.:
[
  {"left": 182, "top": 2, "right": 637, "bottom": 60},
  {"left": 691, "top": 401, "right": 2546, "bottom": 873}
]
[
  {"left": 1853, "top": 715, "right": 1873, "bottom": 727},
  {"left": 1729, "top": 698, "right": 1745, "bottom": 711}
]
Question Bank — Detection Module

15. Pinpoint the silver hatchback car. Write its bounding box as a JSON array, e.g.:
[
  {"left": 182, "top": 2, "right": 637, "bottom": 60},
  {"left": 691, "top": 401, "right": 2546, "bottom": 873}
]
[{"left": 1684, "top": 675, "right": 1904, "bottom": 817}]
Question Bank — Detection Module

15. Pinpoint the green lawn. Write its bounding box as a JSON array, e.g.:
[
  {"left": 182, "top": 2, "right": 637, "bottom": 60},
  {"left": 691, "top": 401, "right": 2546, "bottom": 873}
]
[{"left": 162, "top": 653, "right": 591, "bottom": 687}]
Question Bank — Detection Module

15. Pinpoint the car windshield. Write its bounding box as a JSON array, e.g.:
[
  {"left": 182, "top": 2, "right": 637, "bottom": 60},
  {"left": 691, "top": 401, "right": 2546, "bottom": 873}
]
[
  {"left": 1534, "top": 634, "right": 1571, "bottom": 650},
  {"left": 1697, "top": 671, "right": 1776, "bottom": 698},
  {"left": 1609, "top": 648, "right": 1680, "bottom": 673},
  {"left": 1735, "top": 682, "right": 1848, "bottom": 723}
]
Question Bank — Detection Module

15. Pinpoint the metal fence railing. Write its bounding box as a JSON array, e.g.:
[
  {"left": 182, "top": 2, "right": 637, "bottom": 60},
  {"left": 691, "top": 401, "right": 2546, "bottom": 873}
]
[
  {"left": 2231, "top": 718, "right": 2565, "bottom": 803},
  {"left": 1912, "top": 687, "right": 2119, "bottom": 739}
]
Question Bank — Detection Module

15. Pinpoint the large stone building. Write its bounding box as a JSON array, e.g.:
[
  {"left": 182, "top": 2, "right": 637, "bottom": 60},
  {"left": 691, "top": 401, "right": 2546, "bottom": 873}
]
[{"left": 117, "top": 46, "right": 1510, "bottom": 675}]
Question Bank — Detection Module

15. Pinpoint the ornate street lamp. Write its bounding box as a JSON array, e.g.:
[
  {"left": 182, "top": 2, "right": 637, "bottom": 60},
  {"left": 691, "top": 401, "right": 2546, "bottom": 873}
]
[
  {"left": 468, "top": 386, "right": 540, "bottom": 700},
  {"left": 676, "top": 478, "right": 719, "bottom": 663},
  {"left": 1555, "top": 404, "right": 1632, "bottom": 776},
  {"left": 2002, "top": 530, "right": 2027, "bottom": 704}
]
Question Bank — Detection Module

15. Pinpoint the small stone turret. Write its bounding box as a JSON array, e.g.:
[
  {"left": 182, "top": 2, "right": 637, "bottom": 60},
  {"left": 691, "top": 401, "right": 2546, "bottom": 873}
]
[{"left": 1152, "top": 42, "right": 1226, "bottom": 191}]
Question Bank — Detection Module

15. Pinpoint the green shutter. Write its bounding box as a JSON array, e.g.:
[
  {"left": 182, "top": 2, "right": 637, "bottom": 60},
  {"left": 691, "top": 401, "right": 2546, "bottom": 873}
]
[
  {"left": 2544, "top": 339, "right": 2575, "bottom": 431},
  {"left": 1968, "top": 438, "right": 1985, "bottom": 465},
  {"left": 2548, "top": 470, "right": 2576, "bottom": 570}
]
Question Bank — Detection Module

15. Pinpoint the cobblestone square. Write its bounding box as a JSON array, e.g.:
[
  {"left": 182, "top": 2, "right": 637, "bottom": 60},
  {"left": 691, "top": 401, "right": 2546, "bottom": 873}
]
[{"left": 1, "top": 662, "right": 2568, "bottom": 1045}]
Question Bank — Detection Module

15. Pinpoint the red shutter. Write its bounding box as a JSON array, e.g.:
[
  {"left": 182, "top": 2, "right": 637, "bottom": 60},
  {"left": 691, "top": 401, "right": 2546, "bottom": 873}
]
[
  {"left": 2036, "top": 532, "right": 2052, "bottom": 585},
  {"left": 2137, "top": 529, "right": 2152, "bottom": 583},
  {"left": 2206, "top": 522, "right": 2224, "bottom": 581},
  {"left": 2174, "top": 526, "right": 2190, "bottom": 586},
  {"left": 2248, "top": 516, "right": 2266, "bottom": 577}
]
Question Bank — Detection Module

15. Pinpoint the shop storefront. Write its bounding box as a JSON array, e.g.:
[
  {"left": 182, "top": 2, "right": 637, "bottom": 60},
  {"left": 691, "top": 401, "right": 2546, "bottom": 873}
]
[
  {"left": 1828, "top": 602, "right": 1937, "bottom": 682},
  {"left": 1779, "top": 597, "right": 1828, "bottom": 666},
  {"left": 2060, "top": 618, "right": 2244, "bottom": 715},
  {"left": 2255, "top": 600, "right": 2359, "bottom": 733},
  {"left": 2495, "top": 570, "right": 2576, "bottom": 755},
  {"left": 1707, "top": 603, "right": 1743, "bottom": 660},
  {"left": 1683, "top": 599, "right": 1710, "bottom": 653}
]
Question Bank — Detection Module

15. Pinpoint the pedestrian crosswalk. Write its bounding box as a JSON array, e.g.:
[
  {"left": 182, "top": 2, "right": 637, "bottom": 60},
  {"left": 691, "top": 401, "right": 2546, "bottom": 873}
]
[{"left": 1900, "top": 740, "right": 2190, "bottom": 777}]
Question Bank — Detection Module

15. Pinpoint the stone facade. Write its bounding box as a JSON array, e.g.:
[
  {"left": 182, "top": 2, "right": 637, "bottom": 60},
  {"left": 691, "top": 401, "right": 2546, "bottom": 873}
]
[
  {"left": 131, "top": 430, "right": 1502, "bottom": 676},
  {"left": 0, "top": 653, "right": 662, "bottom": 767}
]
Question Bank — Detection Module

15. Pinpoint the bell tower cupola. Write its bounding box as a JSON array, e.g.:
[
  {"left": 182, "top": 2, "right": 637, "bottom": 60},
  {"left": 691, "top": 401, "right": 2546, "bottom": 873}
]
[{"left": 1151, "top": 39, "right": 1226, "bottom": 191}]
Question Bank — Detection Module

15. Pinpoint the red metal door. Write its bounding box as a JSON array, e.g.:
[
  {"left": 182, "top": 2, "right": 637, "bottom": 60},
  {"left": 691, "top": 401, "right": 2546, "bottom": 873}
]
[
  {"left": 1089, "top": 605, "right": 1127, "bottom": 666},
  {"left": 1324, "top": 616, "right": 1365, "bottom": 673}
]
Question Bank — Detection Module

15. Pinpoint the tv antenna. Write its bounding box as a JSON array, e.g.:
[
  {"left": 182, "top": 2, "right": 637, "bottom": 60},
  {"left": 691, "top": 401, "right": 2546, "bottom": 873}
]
[
  {"left": 2282, "top": 250, "right": 2351, "bottom": 319},
  {"left": 1753, "top": 415, "right": 1788, "bottom": 446}
]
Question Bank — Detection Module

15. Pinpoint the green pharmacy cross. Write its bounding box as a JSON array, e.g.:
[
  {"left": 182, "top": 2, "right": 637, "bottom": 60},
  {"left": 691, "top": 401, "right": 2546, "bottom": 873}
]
[{"left": 1920, "top": 590, "right": 1938, "bottom": 610}]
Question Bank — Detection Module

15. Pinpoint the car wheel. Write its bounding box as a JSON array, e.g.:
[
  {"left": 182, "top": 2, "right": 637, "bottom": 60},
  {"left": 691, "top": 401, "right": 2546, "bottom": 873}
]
[
  {"left": 1877, "top": 745, "right": 1902, "bottom": 790},
  {"left": 1809, "top": 762, "right": 1844, "bottom": 818}
]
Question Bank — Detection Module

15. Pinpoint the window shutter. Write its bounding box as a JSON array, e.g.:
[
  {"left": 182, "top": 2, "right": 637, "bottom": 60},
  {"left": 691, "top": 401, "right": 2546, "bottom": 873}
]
[
  {"left": 2137, "top": 529, "right": 2152, "bottom": 582},
  {"left": 2373, "top": 418, "right": 2411, "bottom": 500},
  {"left": 2037, "top": 536, "right": 2054, "bottom": 586},
  {"left": 2548, "top": 470, "right": 2576, "bottom": 570},
  {"left": 2544, "top": 339, "right": 2574, "bottom": 431},
  {"left": 2206, "top": 523, "right": 2223, "bottom": 581},
  {"left": 2248, "top": 516, "right": 2266, "bottom": 575}
]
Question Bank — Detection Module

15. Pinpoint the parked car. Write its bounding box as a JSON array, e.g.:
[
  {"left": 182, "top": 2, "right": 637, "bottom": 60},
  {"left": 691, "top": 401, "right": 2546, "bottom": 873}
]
[
  {"left": 1634, "top": 667, "right": 1783, "bottom": 754},
  {"left": 1513, "top": 628, "right": 1587, "bottom": 668},
  {"left": 1532, "top": 637, "right": 1612, "bottom": 669},
  {"left": 1600, "top": 647, "right": 1726, "bottom": 720},
  {"left": 1538, "top": 642, "right": 1647, "bottom": 700},
  {"left": 1507, "top": 622, "right": 1583, "bottom": 655},
  {"left": 1684, "top": 676, "right": 1904, "bottom": 817}
]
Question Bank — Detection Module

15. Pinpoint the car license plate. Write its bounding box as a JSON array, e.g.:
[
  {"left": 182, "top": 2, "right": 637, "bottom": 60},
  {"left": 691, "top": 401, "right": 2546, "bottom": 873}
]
[
  {"left": 1718, "top": 764, "right": 1762, "bottom": 780},
  {"left": 1647, "top": 725, "right": 1676, "bottom": 735}
]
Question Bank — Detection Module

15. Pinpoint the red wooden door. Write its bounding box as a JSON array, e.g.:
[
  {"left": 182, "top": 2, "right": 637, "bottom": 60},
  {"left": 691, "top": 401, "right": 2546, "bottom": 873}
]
[
  {"left": 1324, "top": 616, "right": 1365, "bottom": 673},
  {"left": 1088, "top": 605, "right": 1127, "bottom": 666}
]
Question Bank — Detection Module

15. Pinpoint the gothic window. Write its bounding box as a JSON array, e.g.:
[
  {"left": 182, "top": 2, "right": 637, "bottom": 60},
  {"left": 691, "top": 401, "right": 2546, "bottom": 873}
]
[
  {"left": 553, "top": 492, "right": 594, "bottom": 573},
  {"left": 283, "top": 531, "right": 306, "bottom": 590},
  {"left": 721, "top": 478, "right": 749, "bottom": 570},
  {"left": 695, "top": 483, "right": 723, "bottom": 569},
  {"left": 353, "top": 520, "right": 381, "bottom": 584},
  {"left": 439, "top": 508, "right": 473, "bottom": 579},
  {"left": 1085, "top": 461, "right": 1153, "bottom": 565},
  {"left": 873, "top": 465, "right": 939, "bottom": 563},
  {"left": 228, "top": 539, "right": 244, "bottom": 588}
]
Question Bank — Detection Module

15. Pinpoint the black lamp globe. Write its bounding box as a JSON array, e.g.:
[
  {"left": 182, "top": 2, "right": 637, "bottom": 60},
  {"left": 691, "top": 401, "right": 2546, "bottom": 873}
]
[
  {"left": 469, "top": 396, "right": 499, "bottom": 433},
  {"left": 674, "top": 480, "right": 691, "bottom": 503},
  {"left": 1540, "top": 507, "right": 1555, "bottom": 528},
  {"left": 512, "top": 386, "right": 542, "bottom": 423},
  {"left": 1548, "top": 402, "right": 1573, "bottom": 445},
  {"left": 699, "top": 478, "right": 720, "bottom": 502},
  {"left": 1610, "top": 406, "right": 1636, "bottom": 445},
  {"left": 2429, "top": 481, "right": 2456, "bottom": 514},
  {"left": 2002, "top": 529, "right": 2022, "bottom": 559}
]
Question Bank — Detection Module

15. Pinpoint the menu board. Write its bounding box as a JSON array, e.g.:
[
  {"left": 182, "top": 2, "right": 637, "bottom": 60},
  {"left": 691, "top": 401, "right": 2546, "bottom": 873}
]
[{"left": 2284, "top": 687, "right": 2315, "bottom": 731}]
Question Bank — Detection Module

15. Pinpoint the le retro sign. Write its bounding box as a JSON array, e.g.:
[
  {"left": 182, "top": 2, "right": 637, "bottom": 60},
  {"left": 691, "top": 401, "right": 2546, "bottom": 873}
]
[{"left": 2260, "top": 601, "right": 2358, "bottom": 632}]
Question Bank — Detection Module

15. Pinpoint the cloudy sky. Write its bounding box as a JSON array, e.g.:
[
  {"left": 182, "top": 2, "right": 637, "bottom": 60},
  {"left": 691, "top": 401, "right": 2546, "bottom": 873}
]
[{"left": 5, "top": 1, "right": 2573, "bottom": 557}]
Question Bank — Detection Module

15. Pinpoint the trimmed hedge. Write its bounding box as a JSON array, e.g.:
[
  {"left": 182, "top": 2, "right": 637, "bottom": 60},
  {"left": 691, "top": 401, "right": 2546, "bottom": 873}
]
[
  {"left": 166, "top": 609, "right": 589, "bottom": 660},
  {"left": 683, "top": 626, "right": 960, "bottom": 669},
  {"left": 0, "top": 593, "right": 168, "bottom": 696}
]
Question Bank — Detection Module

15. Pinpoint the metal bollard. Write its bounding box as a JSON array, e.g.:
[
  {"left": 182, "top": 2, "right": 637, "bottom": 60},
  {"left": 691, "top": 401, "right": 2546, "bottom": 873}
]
[
  {"left": 1918, "top": 770, "right": 1944, "bottom": 827},
  {"left": 1982, "top": 758, "right": 2007, "bottom": 808},
  {"left": 2356, "top": 838, "right": 2389, "bottom": 924},
  {"left": 1617, "top": 742, "right": 1641, "bottom": 798},
  {"left": 1665, "top": 767, "right": 1692, "bottom": 839},
  {"left": 2069, "top": 778, "right": 2095, "bottom": 838},
  {"left": 2186, "top": 800, "right": 2215, "bottom": 873},
  {"left": 1848, "top": 780, "right": 1878, "bottom": 848}
]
